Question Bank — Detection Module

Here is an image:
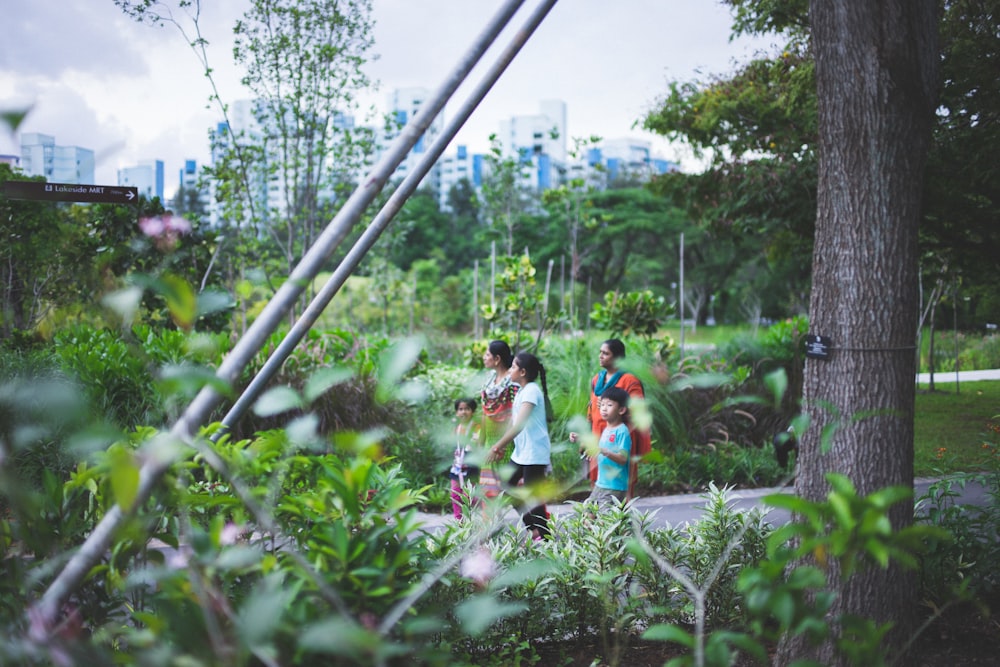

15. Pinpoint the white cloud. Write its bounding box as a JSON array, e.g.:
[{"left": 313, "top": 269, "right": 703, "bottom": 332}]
[{"left": 2, "top": 0, "right": 775, "bottom": 199}]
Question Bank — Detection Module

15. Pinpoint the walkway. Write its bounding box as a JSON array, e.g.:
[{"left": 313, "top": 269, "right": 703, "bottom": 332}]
[
  {"left": 415, "top": 476, "right": 992, "bottom": 534},
  {"left": 917, "top": 368, "right": 1000, "bottom": 383}
]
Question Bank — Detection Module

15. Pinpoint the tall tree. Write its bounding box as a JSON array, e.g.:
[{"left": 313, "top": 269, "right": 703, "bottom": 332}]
[
  {"left": 779, "top": 2, "right": 938, "bottom": 665},
  {"left": 233, "top": 0, "right": 375, "bottom": 290},
  {"left": 480, "top": 135, "right": 533, "bottom": 257},
  {"left": 921, "top": 0, "right": 1000, "bottom": 323},
  {"left": 0, "top": 168, "right": 73, "bottom": 337}
]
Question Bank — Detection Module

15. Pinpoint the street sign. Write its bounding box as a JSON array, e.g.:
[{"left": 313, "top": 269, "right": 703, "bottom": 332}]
[{"left": 2, "top": 181, "right": 139, "bottom": 205}]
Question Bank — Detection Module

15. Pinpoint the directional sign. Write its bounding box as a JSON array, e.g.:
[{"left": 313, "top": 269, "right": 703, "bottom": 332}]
[{"left": 2, "top": 181, "right": 139, "bottom": 205}]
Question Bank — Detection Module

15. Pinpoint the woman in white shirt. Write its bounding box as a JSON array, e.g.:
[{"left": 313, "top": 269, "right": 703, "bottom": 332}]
[{"left": 488, "top": 352, "right": 553, "bottom": 541}]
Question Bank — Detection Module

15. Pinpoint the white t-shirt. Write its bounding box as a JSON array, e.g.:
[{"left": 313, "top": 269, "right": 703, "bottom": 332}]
[{"left": 510, "top": 381, "right": 551, "bottom": 466}]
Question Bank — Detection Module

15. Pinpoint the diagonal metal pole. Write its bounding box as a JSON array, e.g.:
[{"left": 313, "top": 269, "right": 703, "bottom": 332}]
[
  {"left": 220, "top": 0, "right": 561, "bottom": 433},
  {"left": 31, "top": 0, "right": 530, "bottom": 631}
]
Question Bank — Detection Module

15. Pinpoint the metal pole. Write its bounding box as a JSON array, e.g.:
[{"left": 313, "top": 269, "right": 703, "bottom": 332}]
[
  {"left": 217, "top": 0, "right": 559, "bottom": 432},
  {"left": 473, "top": 258, "right": 480, "bottom": 339},
  {"left": 679, "top": 232, "right": 685, "bottom": 358},
  {"left": 32, "top": 0, "right": 535, "bottom": 630}
]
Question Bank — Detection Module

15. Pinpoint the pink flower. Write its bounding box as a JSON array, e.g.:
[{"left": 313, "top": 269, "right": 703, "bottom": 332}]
[
  {"left": 138, "top": 214, "right": 192, "bottom": 251},
  {"left": 220, "top": 522, "right": 243, "bottom": 546},
  {"left": 138, "top": 216, "right": 165, "bottom": 237},
  {"left": 460, "top": 547, "right": 497, "bottom": 588},
  {"left": 167, "top": 548, "right": 191, "bottom": 569}
]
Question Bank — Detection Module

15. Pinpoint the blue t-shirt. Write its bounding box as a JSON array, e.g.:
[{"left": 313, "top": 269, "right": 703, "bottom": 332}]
[
  {"left": 596, "top": 423, "right": 631, "bottom": 492},
  {"left": 510, "top": 381, "right": 551, "bottom": 466}
]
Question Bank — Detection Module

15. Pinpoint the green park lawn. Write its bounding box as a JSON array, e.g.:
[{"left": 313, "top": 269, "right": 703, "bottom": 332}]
[{"left": 914, "top": 380, "right": 1000, "bottom": 476}]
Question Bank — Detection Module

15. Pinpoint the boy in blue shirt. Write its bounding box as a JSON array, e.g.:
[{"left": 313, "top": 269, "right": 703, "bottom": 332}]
[{"left": 571, "top": 386, "right": 632, "bottom": 504}]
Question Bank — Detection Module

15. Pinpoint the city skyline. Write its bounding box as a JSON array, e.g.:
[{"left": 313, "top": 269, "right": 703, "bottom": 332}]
[{"left": 1, "top": 1, "right": 775, "bottom": 199}]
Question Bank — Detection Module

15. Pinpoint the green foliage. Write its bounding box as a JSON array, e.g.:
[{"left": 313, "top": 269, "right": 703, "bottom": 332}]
[
  {"left": 590, "top": 289, "right": 673, "bottom": 339},
  {"left": 734, "top": 474, "right": 947, "bottom": 665},
  {"left": 480, "top": 254, "right": 550, "bottom": 351},
  {"left": 480, "top": 135, "right": 533, "bottom": 257},
  {"left": 639, "top": 474, "right": 947, "bottom": 666},
  {"left": 916, "top": 424, "right": 1000, "bottom": 606},
  {"left": 4, "top": 311, "right": 1000, "bottom": 666},
  {"left": 925, "top": 331, "right": 1000, "bottom": 374},
  {"left": 418, "top": 488, "right": 771, "bottom": 666},
  {"left": 640, "top": 442, "right": 788, "bottom": 495}
]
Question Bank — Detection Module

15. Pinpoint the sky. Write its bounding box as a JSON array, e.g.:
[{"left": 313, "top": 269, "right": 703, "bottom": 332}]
[{"left": 1, "top": 0, "right": 775, "bottom": 200}]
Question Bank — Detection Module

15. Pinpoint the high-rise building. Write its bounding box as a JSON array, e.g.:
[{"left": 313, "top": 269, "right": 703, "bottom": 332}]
[
  {"left": 174, "top": 159, "right": 211, "bottom": 218},
  {"left": 209, "top": 99, "right": 358, "bottom": 227},
  {"left": 496, "top": 99, "right": 568, "bottom": 191},
  {"left": 378, "top": 87, "right": 446, "bottom": 190},
  {"left": 19, "top": 133, "right": 95, "bottom": 184},
  {"left": 118, "top": 159, "right": 165, "bottom": 200},
  {"left": 437, "top": 144, "right": 486, "bottom": 211},
  {"left": 571, "top": 138, "right": 678, "bottom": 186}
]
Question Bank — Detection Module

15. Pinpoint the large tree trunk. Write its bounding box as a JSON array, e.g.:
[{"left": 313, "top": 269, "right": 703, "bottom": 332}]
[{"left": 777, "top": 2, "right": 938, "bottom": 665}]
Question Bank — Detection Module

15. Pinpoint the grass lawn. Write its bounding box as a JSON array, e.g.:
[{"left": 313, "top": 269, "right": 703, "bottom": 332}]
[{"left": 914, "top": 380, "right": 1000, "bottom": 476}]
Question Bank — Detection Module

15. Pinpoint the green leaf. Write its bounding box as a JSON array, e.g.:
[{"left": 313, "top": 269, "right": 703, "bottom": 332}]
[
  {"left": 764, "top": 367, "right": 788, "bottom": 407},
  {"left": 1, "top": 107, "right": 32, "bottom": 132},
  {"left": 195, "top": 289, "right": 235, "bottom": 317},
  {"left": 643, "top": 623, "right": 695, "bottom": 647},
  {"left": 108, "top": 446, "right": 140, "bottom": 512},
  {"left": 771, "top": 590, "right": 795, "bottom": 627},
  {"left": 158, "top": 364, "right": 234, "bottom": 399},
  {"left": 101, "top": 286, "right": 144, "bottom": 325},
  {"left": 304, "top": 367, "right": 353, "bottom": 403},
  {"left": 216, "top": 545, "right": 262, "bottom": 571},
  {"left": 253, "top": 386, "right": 303, "bottom": 417},
  {"left": 376, "top": 337, "right": 423, "bottom": 402},
  {"left": 299, "top": 618, "right": 378, "bottom": 656},
  {"left": 160, "top": 273, "right": 198, "bottom": 331},
  {"left": 285, "top": 414, "right": 321, "bottom": 448},
  {"left": 236, "top": 574, "right": 295, "bottom": 649},
  {"left": 455, "top": 595, "right": 527, "bottom": 636},
  {"left": 828, "top": 492, "right": 855, "bottom": 530}
]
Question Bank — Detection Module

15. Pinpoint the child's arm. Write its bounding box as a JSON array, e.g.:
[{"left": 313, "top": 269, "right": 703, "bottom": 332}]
[
  {"left": 488, "top": 401, "right": 533, "bottom": 461},
  {"left": 600, "top": 427, "right": 631, "bottom": 464},
  {"left": 600, "top": 447, "right": 628, "bottom": 465}
]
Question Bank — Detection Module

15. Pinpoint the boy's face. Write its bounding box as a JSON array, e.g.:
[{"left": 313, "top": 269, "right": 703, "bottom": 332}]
[
  {"left": 598, "top": 397, "right": 625, "bottom": 422},
  {"left": 456, "top": 402, "right": 474, "bottom": 421}
]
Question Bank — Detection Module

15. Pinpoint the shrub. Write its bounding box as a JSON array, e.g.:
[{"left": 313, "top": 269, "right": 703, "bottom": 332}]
[{"left": 916, "top": 422, "right": 1000, "bottom": 607}]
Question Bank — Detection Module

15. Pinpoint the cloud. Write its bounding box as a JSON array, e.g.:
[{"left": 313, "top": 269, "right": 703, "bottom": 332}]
[
  {"left": 0, "top": 1, "right": 153, "bottom": 79},
  {"left": 4, "top": 0, "right": 772, "bottom": 197}
]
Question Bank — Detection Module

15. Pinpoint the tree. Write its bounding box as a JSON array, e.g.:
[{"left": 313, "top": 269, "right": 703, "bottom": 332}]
[
  {"left": 541, "top": 135, "right": 602, "bottom": 326},
  {"left": 389, "top": 189, "right": 448, "bottom": 272},
  {"left": 921, "top": 0, "right": 1000, "bottom": 315},
  {"left": 0, "top": 168, "right": 74, "bottom": 337},
  {"left": 480, "top": 135, "right": 533, "bottom": 257},
  {"left": 232, "top": 0, "right": 375, "bottom": 292},
  {"left": 779, "top": 2, "right": 938, "bottom": 665}
]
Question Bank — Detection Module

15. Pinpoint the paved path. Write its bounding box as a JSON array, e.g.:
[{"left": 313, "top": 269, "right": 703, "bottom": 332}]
[
  {"left": 917, "top": 368, "right": 1000, "bottom": 383},
  {"left": 418, "top": 371, "right": 1000, "bottom": 533},
  {"left": 415, "top": 476, "right": 993, "bottom": 534}
]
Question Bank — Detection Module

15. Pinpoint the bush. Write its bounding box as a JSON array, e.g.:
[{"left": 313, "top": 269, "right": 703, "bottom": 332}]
[
  {"left": 917, "top": 421, "right": 1000, "bottom": 607},
  {"left": 420, "top": 488, "right": 772, "bottom": 666}
]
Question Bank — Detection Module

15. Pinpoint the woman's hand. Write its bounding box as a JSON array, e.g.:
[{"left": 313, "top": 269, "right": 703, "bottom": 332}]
[{"left": 487, "top": 445, "right": 503, "bottom": 462}]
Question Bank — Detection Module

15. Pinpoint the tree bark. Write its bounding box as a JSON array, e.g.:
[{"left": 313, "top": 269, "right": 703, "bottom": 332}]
[{"left": 777, "top": 1, "right": 938, "bottom": 665}]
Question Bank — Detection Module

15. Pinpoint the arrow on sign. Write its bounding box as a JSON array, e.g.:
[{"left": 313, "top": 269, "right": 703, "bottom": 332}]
[{"left": 2, "top": 181, "right": 140, "bottom": 205}]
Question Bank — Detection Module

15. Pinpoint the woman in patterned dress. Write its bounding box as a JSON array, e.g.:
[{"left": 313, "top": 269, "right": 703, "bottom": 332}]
[{"left": 478, "top": 340, "right": 517, "bottom": 499}]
